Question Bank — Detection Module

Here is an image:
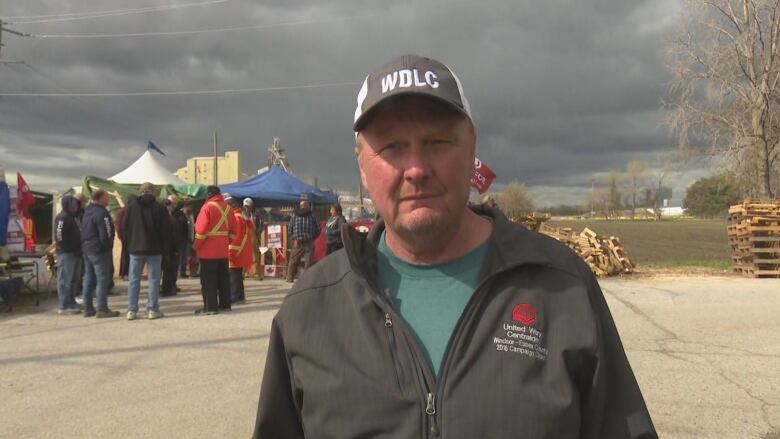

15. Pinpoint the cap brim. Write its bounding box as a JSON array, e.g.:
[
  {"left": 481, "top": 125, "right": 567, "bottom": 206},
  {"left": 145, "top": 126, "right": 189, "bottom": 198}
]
[{"left": 353, "top": 91, "right": 470, "bottom": 132}]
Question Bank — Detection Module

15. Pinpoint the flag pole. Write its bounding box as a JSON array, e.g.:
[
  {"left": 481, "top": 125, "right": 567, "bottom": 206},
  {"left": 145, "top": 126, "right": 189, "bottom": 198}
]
[{"left": 213, "top": 131, "right": 218, "bottom": 185}]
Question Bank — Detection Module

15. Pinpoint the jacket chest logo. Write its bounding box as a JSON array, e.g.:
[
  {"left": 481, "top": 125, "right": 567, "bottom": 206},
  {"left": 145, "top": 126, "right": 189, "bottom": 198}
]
[
  {"left": 493, "top": 303, "right": 548, "bottom": 362},
  {"left": 512, "top": 303, "right": 536, "bottom": 325}
]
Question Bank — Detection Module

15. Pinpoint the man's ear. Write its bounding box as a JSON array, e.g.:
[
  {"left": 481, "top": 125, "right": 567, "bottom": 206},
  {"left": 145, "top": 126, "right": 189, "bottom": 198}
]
[
  {"left": 355, "top": 136, "right": 369, "bottom": 190},
  {"left": 356, "top": 152, "right": 369, "bottom": 191}
]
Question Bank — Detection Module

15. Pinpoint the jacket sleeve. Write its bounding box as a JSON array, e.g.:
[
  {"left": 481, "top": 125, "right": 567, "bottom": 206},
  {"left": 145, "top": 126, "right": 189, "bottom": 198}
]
[
  {"left": 192, "top": 207, "right": 210, "bottom": 253},
  {"left": 98, "top": 211, "right": 114, "bottom": 249},
  {"left": 115, "top": 209, "right": 125, "bottom": 241},
  {"left": 337, "top": 216, "right": 347, "bottom": 237},
  {"left": 228, "top": 208, "right": 240, "bottom": 240},
  {"left": 120, "top": 208, "right": 130, "bottom": 246},
  {"left": 159, "top": 205, "right": 173, "bottom": 253},
  {"left": 312, "top": 215, "right": 321, "bottom": 239},
  {"left": 580, "top": 274, "right": 657, "bottom": 439},
  {"left": 253, "top": 318, "right": 305, "bottom": 439},
  {"left": 228, "top": 212, "right": 245, "bottom": 260},
  {"left": 55, "top": 216, "right": 65, "bottom": 247}
]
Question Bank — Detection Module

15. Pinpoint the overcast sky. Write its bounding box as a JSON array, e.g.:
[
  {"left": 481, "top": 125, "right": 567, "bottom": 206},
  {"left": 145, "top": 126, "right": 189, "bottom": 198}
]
[{"left": 0, "top": 0, "right": 705, "bottom": 206}]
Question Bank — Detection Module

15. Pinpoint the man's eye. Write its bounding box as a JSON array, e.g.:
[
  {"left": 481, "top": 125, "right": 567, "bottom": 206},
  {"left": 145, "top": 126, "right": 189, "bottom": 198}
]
[
  {"left": 379, "top": 143, "right": 401, "bottom": 154},
  {"left": 430, "top": 139, "right": 452, "bottom": 146}
]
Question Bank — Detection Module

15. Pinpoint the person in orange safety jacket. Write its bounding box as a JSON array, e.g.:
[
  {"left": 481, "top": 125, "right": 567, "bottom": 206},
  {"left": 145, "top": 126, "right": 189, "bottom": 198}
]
[
  {"left": 192, "top": 185, "right": 237, "bottom": 315},
  {"left": 228, "top": 196, "right": 254, "bottom": 304}
]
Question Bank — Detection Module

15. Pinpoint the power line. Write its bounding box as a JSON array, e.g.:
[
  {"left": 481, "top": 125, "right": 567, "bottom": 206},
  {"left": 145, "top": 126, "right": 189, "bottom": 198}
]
[
  {"left": 31, "top": 15, "right": 371, "bottom": 38},
  {"left": 6, "top": 0, "right": 229, "bottom": 25},
  {"left": 1, "top": 0, "right": 227, "bottom": 20},
  {"left": 0, "top": 20, "right": 32, "bottom": 63},
  {"left": 0, "top": 81, "right": 361, "bottom": 97}
]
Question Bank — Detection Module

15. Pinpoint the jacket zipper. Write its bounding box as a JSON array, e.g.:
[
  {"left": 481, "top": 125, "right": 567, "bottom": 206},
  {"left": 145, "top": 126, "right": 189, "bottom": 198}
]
[
  {"left": 369, "top": 283, "right": 438, "bottom": 437},
  {"left": 367, "top": 262, "right": 532, "bottom": 437},
  {"left": 384, "top": 313, "right": 404, "bottom": 392},
  {"left": 426, "top": 392, "right": 439, "bottom": 436},
  {"left": 432, "top": 263, "right": 529, "bottom": 436}
]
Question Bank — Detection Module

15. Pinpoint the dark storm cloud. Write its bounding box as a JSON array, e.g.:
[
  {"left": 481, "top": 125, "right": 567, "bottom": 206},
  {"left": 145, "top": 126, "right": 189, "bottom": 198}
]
[{"left": 0, "top": 0, "right": 683, "bottom": 205}]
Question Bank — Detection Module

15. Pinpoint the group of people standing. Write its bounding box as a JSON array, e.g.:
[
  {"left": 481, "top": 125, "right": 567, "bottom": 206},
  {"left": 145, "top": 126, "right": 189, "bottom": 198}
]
[
  {"left": 191, "top": 185, "right": 258, "bottom": 314},
  {"left": 284, "top": 200, "right": 347, "bottom": 282},
  {"left": 53, "top": 182, "right": 263, "bottom": 320}
]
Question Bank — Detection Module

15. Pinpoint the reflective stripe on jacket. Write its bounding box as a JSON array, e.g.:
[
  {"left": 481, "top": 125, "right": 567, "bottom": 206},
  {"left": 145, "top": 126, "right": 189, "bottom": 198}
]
[
  {"left": 192, "top": 195, "right": 236, "bottom": 260},
  {"left": 228, "top": 207, "right": 254, "bottom": 269}
]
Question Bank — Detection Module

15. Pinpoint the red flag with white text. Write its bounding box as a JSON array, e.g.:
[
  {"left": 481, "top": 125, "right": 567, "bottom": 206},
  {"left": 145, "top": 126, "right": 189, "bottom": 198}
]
[
  {"left": 470, "top": 158, "right": 496, "bottom": 194},
  {"left": 17, "top": 172, "right": 35, "bottom": 213}
]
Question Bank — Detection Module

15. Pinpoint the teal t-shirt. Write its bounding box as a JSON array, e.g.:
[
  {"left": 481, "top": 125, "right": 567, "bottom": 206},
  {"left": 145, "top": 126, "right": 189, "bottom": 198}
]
[{"left": 377, "top": 231, "right": 489, "bottom": 378}]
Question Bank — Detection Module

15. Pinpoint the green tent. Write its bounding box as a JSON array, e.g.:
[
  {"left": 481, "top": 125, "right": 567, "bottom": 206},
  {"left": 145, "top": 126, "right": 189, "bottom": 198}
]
[{"left": 82, "top": 176, "right": 208, "bottom": 216}]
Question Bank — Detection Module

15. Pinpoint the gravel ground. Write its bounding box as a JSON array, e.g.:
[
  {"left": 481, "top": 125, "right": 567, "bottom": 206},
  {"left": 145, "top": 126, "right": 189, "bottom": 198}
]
[{"left": 0, "top": 275, "right": 778, "bottom": 439}]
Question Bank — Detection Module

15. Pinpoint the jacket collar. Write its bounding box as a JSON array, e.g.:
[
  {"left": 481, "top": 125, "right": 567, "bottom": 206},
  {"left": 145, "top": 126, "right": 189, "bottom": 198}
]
[{"left": 341, "top": 205, "right": 557, "bottom": 287}]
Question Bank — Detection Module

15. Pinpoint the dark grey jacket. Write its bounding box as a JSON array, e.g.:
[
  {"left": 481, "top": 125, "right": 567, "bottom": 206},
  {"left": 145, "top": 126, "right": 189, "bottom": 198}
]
[
  {"left": 81, "top": 203, "right": 115, "bottom": 255},
  {"left": 253, "top": 206, "right": 657, "bottom": 439}
]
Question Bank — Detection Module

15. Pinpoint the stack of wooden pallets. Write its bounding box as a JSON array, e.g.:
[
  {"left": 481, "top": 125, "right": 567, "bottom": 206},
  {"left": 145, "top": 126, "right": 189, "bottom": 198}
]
[
  {"left": 512, "top": 213, "right": 551, "bottom": 232},
  {"left": 728, "top": 199, "right": 780, "bottom": 278},
  {"left": 512, "top": 214, "right": 635, "bottom": 277}
]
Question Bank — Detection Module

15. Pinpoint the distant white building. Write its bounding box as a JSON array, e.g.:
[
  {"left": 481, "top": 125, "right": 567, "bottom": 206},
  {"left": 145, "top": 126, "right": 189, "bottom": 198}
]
[{"left": 646, "top": 206, "right": 685, "bottom": 217}]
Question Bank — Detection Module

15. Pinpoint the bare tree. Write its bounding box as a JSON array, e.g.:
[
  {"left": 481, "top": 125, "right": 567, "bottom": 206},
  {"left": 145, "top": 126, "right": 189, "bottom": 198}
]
[
  {"left": 647, "top": 149, "right": 689, "bottom": 220},
  {"left": 603, "top": 171, "right": 623, "bottom": 219},
  {"left": 583, "top": 186, "right": 610, "bottom": 220},
  {"left": 667, "top": 0, "right": 780, "bottom": 198},
  {"left": 498, "top": 180, "right": 534, "bottom": 216},
  {"left": 625, "top": 160, "right": 649, "bottom": 220}
]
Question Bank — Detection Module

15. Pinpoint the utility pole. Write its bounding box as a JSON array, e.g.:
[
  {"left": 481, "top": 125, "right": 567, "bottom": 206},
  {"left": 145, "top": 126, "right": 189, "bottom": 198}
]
[
  {"left": 213, "top": 131, "right": 219, "bottom": 185},
  {"left": 590, "top": 178, "right": 595, "bottom": 218},
  {"left": 0, "top": 20, "right": 31, "bottom": 64}
]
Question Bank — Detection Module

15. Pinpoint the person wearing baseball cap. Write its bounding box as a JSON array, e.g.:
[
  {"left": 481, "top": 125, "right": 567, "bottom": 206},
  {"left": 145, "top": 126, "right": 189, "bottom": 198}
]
[{"left": 253, "top": 55, "right": 656, "bottom": 439}]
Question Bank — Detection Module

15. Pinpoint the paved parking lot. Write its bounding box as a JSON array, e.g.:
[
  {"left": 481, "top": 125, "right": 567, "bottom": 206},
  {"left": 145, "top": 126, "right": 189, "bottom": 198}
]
[{"left": 0, "top": 275, "right": 778, "bottom": 439}]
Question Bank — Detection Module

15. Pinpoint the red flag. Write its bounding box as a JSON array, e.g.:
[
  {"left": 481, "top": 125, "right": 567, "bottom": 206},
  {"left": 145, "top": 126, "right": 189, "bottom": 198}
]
[
  {"left": 17, "top": 172, "right": 35, "bottom": 213},
  {"left": 470, "top": 157, "right": 496, "bottom": 194}
]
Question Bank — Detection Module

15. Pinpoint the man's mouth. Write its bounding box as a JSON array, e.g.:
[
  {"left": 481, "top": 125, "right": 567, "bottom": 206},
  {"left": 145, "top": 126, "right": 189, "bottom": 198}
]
[{"left": 400, "top": 194, "right": 440, "bottom": 202}]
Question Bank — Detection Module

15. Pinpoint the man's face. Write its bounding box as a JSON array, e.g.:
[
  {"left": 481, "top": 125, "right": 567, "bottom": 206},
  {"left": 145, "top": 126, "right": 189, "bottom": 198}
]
[{"left": 356, "top": 96, "right": 475, "bottom": 241}]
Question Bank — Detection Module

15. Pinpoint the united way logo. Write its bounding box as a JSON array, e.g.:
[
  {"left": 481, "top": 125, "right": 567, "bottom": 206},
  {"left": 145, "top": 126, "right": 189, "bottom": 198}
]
[{"left": 512, "top": 303, "right": 536, "bottom": 326}]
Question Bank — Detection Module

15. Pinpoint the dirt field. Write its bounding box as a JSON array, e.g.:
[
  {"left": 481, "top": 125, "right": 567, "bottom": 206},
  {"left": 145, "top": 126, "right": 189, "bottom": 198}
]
[{"left": 549, "top": 219, "right": 731, "bottom": 267}]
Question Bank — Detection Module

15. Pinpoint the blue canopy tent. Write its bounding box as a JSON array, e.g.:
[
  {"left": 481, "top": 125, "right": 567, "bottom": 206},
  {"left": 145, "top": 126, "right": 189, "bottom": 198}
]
[{"left": 219, "top": 165, "right": 338, "bottom": 206}]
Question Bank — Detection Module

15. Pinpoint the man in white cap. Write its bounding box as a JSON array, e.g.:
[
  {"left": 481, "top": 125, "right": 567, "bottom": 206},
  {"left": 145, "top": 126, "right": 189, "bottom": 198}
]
[{"left": 253, "top": 54, "right": 656, "bottom": 439}]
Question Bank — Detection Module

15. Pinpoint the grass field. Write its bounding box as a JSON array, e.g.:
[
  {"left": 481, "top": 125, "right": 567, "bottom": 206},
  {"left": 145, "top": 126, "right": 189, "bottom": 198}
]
[{"left": 547, "top": 219, "right": 732, "bottom": 269}]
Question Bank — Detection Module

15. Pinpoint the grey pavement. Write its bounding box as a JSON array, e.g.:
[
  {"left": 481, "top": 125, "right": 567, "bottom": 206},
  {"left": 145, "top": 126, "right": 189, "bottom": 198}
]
[{"left": 0, "top": 275, "right": 778, "bottom": 439}]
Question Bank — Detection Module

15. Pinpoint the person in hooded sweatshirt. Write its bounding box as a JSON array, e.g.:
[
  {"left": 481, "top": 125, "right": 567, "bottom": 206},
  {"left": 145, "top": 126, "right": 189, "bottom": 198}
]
[
  {"left": 284, "top": 199, "right": 320, "bottom": 283},
  {"left": 121, "top": 182, "right": 171, "bottom": 320},
  {"left": 80, "top": 190, "right": 120, "bottom": 318},
  {"left": 54, "top": 195, "right": 83, "bottom": 314}
]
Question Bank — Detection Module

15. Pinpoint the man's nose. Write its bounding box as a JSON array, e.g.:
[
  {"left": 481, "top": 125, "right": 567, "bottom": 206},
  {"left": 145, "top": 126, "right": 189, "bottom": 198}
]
[{"left": 403, "top": 142, "right": 432, "bottom": 183}]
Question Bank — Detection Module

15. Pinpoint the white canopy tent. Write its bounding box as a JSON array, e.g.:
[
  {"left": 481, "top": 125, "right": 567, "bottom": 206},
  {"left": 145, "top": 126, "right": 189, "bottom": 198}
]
[{"left": 109, "top": 150, "right": 185, "bottom": 185}]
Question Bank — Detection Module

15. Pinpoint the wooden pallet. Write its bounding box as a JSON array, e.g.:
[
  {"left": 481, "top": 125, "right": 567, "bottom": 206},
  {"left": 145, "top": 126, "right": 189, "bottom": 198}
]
[
  {"left": 729, "top": 199, "right": 780, "bottom": 278},
  {"left": 512, "top": 216, "right": 634, "bottom": 277}
]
